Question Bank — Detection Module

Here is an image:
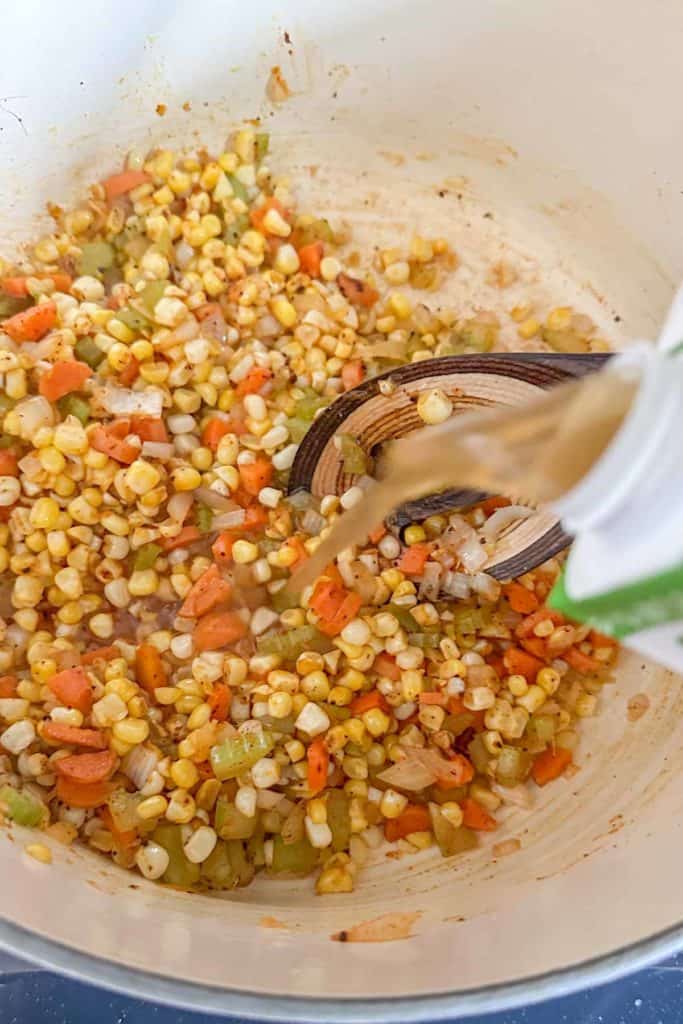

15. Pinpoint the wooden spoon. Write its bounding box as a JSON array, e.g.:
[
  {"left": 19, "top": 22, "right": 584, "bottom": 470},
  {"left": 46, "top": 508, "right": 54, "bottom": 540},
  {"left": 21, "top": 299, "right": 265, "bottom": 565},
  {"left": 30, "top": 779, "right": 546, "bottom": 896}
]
[{"left": 288, "top": 352, "right": 610, "bottom": 580}]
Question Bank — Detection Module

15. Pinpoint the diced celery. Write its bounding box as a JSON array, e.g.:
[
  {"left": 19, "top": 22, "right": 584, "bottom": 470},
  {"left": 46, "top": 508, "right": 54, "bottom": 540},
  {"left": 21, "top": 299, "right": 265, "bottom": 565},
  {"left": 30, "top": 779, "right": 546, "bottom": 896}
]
[
  {"left": 269, "top": 586, "right": 300, "bottom": 614},
  {"left": 444, "top": 712, "right": 475, "bottom": 738},
  {"left": 214, "top": 796, "right": 257, "bottom": 840},
  {"left": 201, "top": 840, "right": 236, "bottom": 890},
  {"left": 227, "top": 175, "right": 249, "bottom": 204},
  {"left": 209, "top": 731, "right": 274, "bottom": 781},
  {"left": 408, "top": 631, "right": 441, "bottom": 649},
  {"left": 385, "top": 604, "right": 420, "bottom": 632},
  {"left": 257, "top": 626, "right": 332, "bottom": 661},
  {"left": 152, "top": 824, "right": 200, "bottom": 887},
  {"left": 0, "top": 295, "right": 31, "bottom": 318},
  {"left": 326, "top": 789, "right": 351, "bottom": 853},
  {"left": 141, "top": 280, "right": 168, "bottom": 315},
  {"left": 0, "top": 784, "right": 45, "bottom": 827},
  {"left": 527, "top": 715, "right": 556, "bottom": 746},
  {"left": 107, "top": 789, "right": 142, "bottom": 832},
  {"left": 285, "top": 416, "right": 310, "bottom": 443},
  {"left": 116, "top": 305, "right": 151, "bottom": 332},
  {"left": 496, "top": 746, "right": 532, "bottom": 787},
  {"left": 226, "top": 839, "right": 255, "bottom": 887},
  {"left": 429, "top": 804, "right": 477, "bottom": 858},
  {"left": 255, "top": 132, "right": 270, "bottom": 162},
  {"left": 270, "top": 835, "right": 319, "bottom": 875},
  {"left": 196, "top": 504, "right": 213, "bottom": 533},
  {"left": 224, "top": 213, "right": 250, "bottom": 246},
  {"left": 458, "top": 318, "right": 498, "bottom": 352},
  {"left": 320, "top": 703, "right": 351, "bottom": 723},
  {"left": 246, "top": 827, "right": 267, "bottom": 868},
  {"left": 467, "top": 734, "right": 490, "bottom": 774},
  {"left": 298, "top": 390, "right": 330, "bottom": 420},
  {"left": 452, "top": 606, "right": 490, "bottom": 634},
  {"left": 134, "top": 543, "right": 162, "bottom": 572},
  {"left": 74, "top": 337, "right": 105, "bottom": 369},
  {"left": 338, "top": 434, "right": 368, "bottom": 475},
  {"left": 57, "top": 395, "right": 90, "bottom": 425},
  {"left": 78, "top": 241, "right": 115, "bottom": 277}
]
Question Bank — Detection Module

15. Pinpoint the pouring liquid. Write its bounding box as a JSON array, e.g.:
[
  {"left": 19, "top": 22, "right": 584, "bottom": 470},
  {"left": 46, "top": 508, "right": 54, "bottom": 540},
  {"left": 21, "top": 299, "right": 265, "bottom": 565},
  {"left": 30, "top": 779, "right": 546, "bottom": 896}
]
[{"left": 292, "top": 366, "right": 638, "bottom": 590}]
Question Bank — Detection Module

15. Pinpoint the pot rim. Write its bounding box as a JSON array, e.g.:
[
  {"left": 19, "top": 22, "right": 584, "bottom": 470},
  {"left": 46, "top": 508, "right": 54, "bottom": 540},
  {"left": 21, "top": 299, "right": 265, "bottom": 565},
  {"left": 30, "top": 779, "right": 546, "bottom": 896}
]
[{"left": 0, "top": 913, "right": 680, "bottom": 1021}]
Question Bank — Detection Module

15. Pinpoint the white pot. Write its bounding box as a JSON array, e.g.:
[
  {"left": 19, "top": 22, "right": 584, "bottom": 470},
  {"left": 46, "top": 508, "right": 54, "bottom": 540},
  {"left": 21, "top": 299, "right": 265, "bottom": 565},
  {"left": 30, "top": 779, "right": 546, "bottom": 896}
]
[{"left": 1, "top": 1, "right": 682, "bottom": 1019}]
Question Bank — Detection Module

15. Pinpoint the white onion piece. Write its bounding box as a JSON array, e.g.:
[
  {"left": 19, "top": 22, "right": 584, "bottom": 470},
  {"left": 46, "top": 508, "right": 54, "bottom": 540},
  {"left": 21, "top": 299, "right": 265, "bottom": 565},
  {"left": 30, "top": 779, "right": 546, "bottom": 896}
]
[
  {"left": 13, "top": 395, "right": 55, "bottom": 439},
  {"left": 141, "top": 441, "right": 174, "bottom": 460},
  {"left": 103, "top": 387, "right": 163, "bottom": 417},
  {"left": 481, "top": 505, "right": 533, "bottom": 542},
  {"left": 123, "top": 745, "right": 159, "bottom": 789},
  {"left": 491, "top": 782, "right": 533, "bottom": 809},
  {"left": 301, "top": 508, "right": 326, "bottom": 536},
  {"left": 444, "top": 515, "right": 487, "bottom": 573},
  {"left": 167, "top": 491, "right": 194, "bottom": 522},
  {"left": 255, "top": 315, "right": 281, "bottom": 339},
  {"left": 194, "top": 487, "right": 238, "bottom": 512},
  {"left": 212, "top": 508, "right": 247, "bottom": 530},
  {"left": 358, "top": 550, "right": 379, "bottom": 576},
  {"left": 442, "top": 571, "right": 471, "bottom": 599},
  {"left": 419, "top": 561, "right": 442, "bottom": 601},
  {"left": 165, "top": 318, "right": 200, "bottom": 346},
  {"left": 377, "top": 758, "right": 436, "bottom": 792},
  {"left": 470, "top": 573, "right": 501, "bottom": 601}
]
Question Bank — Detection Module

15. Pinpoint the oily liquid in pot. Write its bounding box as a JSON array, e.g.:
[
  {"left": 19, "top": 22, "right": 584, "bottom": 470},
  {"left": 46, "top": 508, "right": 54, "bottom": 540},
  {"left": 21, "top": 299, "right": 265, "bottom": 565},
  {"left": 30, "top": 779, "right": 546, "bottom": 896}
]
[{"left": 292, "top": 367, "right": 638, "bottom": 590}]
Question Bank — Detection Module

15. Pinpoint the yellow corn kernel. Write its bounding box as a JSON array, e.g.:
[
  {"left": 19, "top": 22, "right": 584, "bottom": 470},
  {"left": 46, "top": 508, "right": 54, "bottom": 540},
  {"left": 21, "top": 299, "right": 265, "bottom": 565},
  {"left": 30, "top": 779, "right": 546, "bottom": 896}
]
[
  {"left": 25, "top": 843, "right": 52, "bottom": 865},
  {"left": 112, "top": 717, "right": 150, "bottom": 745},
  {"left": 270, "top": 296, "right": 297, "bottom": 328},
  {"left": 362, "top": 708, "right": 391, "bottom": 737},
  {"left": 136, "top": 795, "right": 168, "bottom": 820},
  {"left": 546, "top": 306, "right": 573, "bottom": 330},
  {"left": 343, "top": 718, "right": 366, "bottom": 745},
  {"left": 517, "top": 318, "right": 540, "bottom": 340},
  {"left": 170, "top": 758, "right": 199, "bottom": 790},
  {"left": 403, "top": 524, "right": 426, "bottom": 545}
]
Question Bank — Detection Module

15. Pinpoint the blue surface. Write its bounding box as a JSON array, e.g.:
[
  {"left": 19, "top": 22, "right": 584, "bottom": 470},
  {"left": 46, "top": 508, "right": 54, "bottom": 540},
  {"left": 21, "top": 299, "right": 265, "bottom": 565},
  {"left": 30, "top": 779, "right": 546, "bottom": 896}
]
[{"left": 2, "top": 956, "right": 683, "bottom": 1024}]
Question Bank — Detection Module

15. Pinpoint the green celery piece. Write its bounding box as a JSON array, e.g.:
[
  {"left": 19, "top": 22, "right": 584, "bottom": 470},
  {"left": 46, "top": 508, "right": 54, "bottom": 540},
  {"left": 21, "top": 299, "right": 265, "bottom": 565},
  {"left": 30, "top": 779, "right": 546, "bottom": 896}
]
[
  {"left": 338, "top": 434, "right": 368, "bottom": 474},
  {"left": 214, "top": 796, "right": 257, "bottom": 840},
  {"left": 227, "top": 175, "right": 249, "bottom": 203},
  {"left": 326, "top": 789, "right": 351, "bottom": 853},
  {"left": 224, "top": 213, "right": 250, "bottom": 247},
  {"left": 78, "top": 241, "right": 115, "bottom": 277},
  {"left": 443, "top": 711, "right": 475, "bottom": 737},
  {"left": 134, "top": 543, "right": 162, "bottom": 572},
  {"left": 467, "top": 734, "right": 490, "bottom": 774},
  {"left": 151, "top": 824, "right": 200, "bottom": 887},
  {"left": 209, "top": 731, "right": 274, "bottom": 781},
  {"left": 116, "top": 305, "right": 151, "bottom": 332},
  {"left": 141, "top": 280, "right": 168, "bottom": 315},
  {"left": 74, "top": 337, "right": 105, "bottom": 369},
  {"left": 269, "top": 586, "right": 300, "bottom": 614},
  {"left": 408, "top": 631, "right": 441, "bottom": 649},
  {"left": 298, "top": 390, "right": 330, "bottom": 420},
  {"left": 257, "top": 625, "right": 331, "bottom": 661},
  {"left": 452, "top": 606, "right": 490, "bottom": 634},
  {"left": 385, "top": 603, "right": 420, "bottom": 632},
  {"left": 58, "top": 395, "right": 90, "bottom": 425},
  {"left": 196, "top": 504, "right": 213, "bottom": 533},
  {"left": 201, "top": 840, "right": 236, "bottom": 889},
  {"left": 320, "top": 702, "right": 351, "bottom": 723},
  {"left": 255, "top": 132, "right": 270, "bottom": 162},
  {"left": 0, "top": 785, "right": 45, "bottom": 827},
  {"left": 495, "top": 747, "right": 532, "bottom": 787},
  {"left": 107, "top": 789, "right": 142, "bottom": 832},
  {"left": 0, "top": 295, "right": 31, "bottom": 318},
  {"left": 429, "top": 804, "right": 477, "bottom": 857},
  {"left": 226, "top": 839, "right": 255, "bottom": 887},
  {"left": 270, "top": 835, "right": 319, "bottom": 875},
  {"left": 285, "top": 416, "right": 310, "bottom": 444}
]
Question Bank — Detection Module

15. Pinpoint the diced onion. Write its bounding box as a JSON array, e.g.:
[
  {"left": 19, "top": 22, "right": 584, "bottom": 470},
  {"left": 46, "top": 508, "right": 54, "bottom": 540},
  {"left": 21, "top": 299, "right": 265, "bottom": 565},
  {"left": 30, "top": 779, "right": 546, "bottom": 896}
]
[
  {"left": 442, "top": 571, "right": 471, "bottom": 599},
  {"left": 481, "top": 505, "right": 533, "bottom": 542},
  {"left": 419, "top": 561, "right": 442, "bottom": 601},
  {"left": 103, "top": 387, "right": 163, "bottom": 417},
  {"left": 301, "top": 508, "right": 326, "bottom": 536},
  {"left": 141, "top": 441, "right": 174, "bottom": 460},
  {"left": 167, "top": 491, "right": 194, "bottom": 522},
  {"left": 443, "top": 514, "right": 488, "bottom": 573},
  {"left": 123, "top": 745, "right": 159, "bottom": 789},
  {"left": 470, "top": 573, "right": 501, "bottom": 601},
  {"left": 377, "top": 747, "right": 464, "bottom": 792},
  {"left": 13, "top": 396, "right": 55, "bottom": 438},
  {"left": 195, "top": 486, "right": 238, "bottom": 512},
  {"left": 212, "top": 508, "right": 247, "bottom": 530}
]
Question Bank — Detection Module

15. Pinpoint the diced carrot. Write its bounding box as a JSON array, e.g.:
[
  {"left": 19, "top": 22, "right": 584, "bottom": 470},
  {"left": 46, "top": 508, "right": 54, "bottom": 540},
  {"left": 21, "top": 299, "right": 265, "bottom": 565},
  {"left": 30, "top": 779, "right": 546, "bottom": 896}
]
[
  {"left": 487, "top": 655, "right": 505, "bottom": 678},
  {"left": 90, "top": 421, "right": 139, "bottom": 465},
  {"left": 102, "top": 169, "right": 152, "bottom": 202},
  {"left": 322, "top": 591, "right": 364, "bottom": 637},
  {"left": 242, "top": 504, "right": 269, "bottom": 531},
  {"left": 98, "top": 806, "right": 138, "bottom": 851},
  {"left": 366, "top": 525, "right": 387, "bottom": 550},
  {"left": 310, "top": 579, "right": 345, "bottom": 621},
  {"left": 446, "top": 695, "right": 486, "bottom": 730},
  {"left": 1, "top": 273, "right": 71, "bottom": 297},
  {"left": 80, "top": 645, "right": 120, "bottom": 667},
  {"left": 42, "top": 722, "right": 107, "bottom": 750},
  {"left": 519, "top": 637, "right": 547, "bottom": 659},
  {"left": 212, "top": 531, "right": 236, "bottom": 565},
  {"left": 341, "top": 359, "right": 365, "bottom": 391},
  {"left": 195, "top": 302, "right": 223, "bottom": 321},
  {"left": 589, "top": 629, "right": 618, "bottom": 650},
  {"left": 0, "top": 452, "right": 18, "bottom": 477},
  {"left": 461, "top": 797, "right": 497, "bottom": 831},
  {"left": 162, "top": 525, "right": 201, "bottom": 552},
  {"left": 56, "top": 776, "right": 112, "bottom": 809},
  {"left": 337, "top": 272, "right": 379, "bottom": 308},
  {"left": 503, "top": 582, "right": 539, "bottom": 615},
  {"left": 503, "top": 647, "right": 544, "bottom": 684},
  {"left": 235, "top": 366, "right": 272, "bottom": 398},
  {"left": 565, "top": 647, "right": 602, "bottom": 674},
  {"left": 437, "top": 753, "right": 475, "bottom": 789},
  {"left": 179, "top": 564, "right": 232, "bottom": 618},
  {"left": 418, "top": 692, "right": 447, "bottom": 707},
  {"left": 0, "top": 675, "right": 17, "bottom": 698},
  {"left": 39, "top": 360, "right": 92, "bottom": 402},
  {"left": 515, "top": 608, "right": 565, "bottom": 639},
  {"left": 384, "top": 804, "right": 432, "bottom": 842},
  {"left": 135, "top": 644, "right": 167, "bottom": 695},
  {"left": 3, "top": 301, "right": 57, "bottom": 342},
  {"left": 208, "top": 683, "right": 232, "bottom": 723},
  {"left": 322, "top": 562, "right": 344, "bottom": 586},
  {"left": 55, "top": 749, "right": 118, "bottom": 785},
  {"left": 130, "top": 415, "right": 168, "bottom": 443},
  {"left": 286, "top": 535, "right": 308, "bottom": 570},
  {"left": 397, "top": 542, "right": 432, "bottom": 575},
  {"left": 118, "top": 355, "right": 140, "bottom": 387},
  {"left": 477, "top": 496, "right": 512, "bottom": 516},
  {"left": 201, "top": 417, "right": 246, "bottom": 450},
  {"left": 249, "top": 197, "right": 291, "bottom": 234},
  {"left": 373, "top": 652, "right": 401, "bottom": 682},
  {"left": 531, "top": 746, "right": 573, "bottom": 787},
  {"left": 239, "top": 456, "right": 273, "bottom": 496},
  {"left": 307, "top": 737, "right": 329, "bottom": 795},
  {"left": 349, "top": 690, "right": 390, "bottom": 717},
  {"left": 297, "top": 241, "right": 324, "bottom": 278},
  {"left": 48, "top": 666, "right": 92, "bottom": 714},
  {"left": 194, "top": 609, "right": 248, "bottom": 653}
]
